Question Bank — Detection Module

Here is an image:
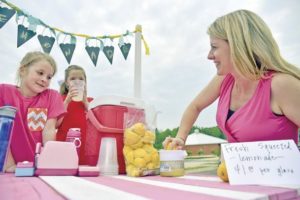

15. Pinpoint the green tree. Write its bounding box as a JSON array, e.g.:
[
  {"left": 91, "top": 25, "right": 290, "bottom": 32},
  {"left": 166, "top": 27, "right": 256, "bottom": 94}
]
[{"left": 154, "top": 126, "right": 226, "bottom": 149}]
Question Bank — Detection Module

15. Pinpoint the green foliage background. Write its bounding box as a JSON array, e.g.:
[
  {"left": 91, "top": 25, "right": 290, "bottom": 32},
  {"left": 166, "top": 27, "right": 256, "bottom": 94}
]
[
  {"left": 154, "top": 126, "right": 226, "bottom": 150},
  {"left": 154, "top": 127, "right": 300, "bottom": 149}
]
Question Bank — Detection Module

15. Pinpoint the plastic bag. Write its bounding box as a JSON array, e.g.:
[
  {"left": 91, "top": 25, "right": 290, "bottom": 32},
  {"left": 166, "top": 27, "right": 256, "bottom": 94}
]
[{"left": 123, "top": 108, "right": 159, "bottom": 177}]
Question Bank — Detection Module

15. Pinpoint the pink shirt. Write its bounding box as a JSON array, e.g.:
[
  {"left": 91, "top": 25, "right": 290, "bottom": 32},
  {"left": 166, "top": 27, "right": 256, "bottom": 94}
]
[
  {"left": 216, "top": 73, "right": 298, "bottom": 144},
  {"left": 0, "top": 84, "right": 66, "bottom": 162}
]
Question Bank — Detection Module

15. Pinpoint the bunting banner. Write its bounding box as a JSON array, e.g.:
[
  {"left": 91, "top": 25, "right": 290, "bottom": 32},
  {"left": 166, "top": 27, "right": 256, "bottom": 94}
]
[{"left": 0, "top": 0, "right": 150, "bottom": 67}]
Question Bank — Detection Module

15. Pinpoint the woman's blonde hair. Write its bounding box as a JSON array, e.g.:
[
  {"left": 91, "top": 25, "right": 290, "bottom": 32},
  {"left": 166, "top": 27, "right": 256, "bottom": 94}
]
[
  {"left": 207, "top": 9, "right": 300, "bottom": 80},
  {"left": 60, "top": 65, "right": 87, "bottom": 95},
  {"left": 16, "top": 51, "right": 57, "bottom": 85}
]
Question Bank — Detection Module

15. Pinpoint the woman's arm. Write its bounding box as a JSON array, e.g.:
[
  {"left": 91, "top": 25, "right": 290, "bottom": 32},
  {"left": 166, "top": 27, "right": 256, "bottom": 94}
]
[
  {"left": 272, "top": 73, "right": 300, "bottom": 127},
  {"left": 177, "top": 75, "right": 224, "bottom": 140},
  {"left": 163, "top": 75, "right": 224, "bottom": 149},
  {"left": 42, "top": 118, "right": 57, "bottom": 145}
]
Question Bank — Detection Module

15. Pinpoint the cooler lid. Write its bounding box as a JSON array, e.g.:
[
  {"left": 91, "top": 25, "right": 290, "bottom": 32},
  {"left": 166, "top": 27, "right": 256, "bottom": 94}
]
[{"left": 89, "top": 95, "right": 145, "bottom": 109}]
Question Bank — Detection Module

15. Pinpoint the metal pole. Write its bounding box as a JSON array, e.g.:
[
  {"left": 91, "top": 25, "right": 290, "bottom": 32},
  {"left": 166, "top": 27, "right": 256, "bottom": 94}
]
[{"left": 134, "top": 24, "right": 142, "bottom": 98}]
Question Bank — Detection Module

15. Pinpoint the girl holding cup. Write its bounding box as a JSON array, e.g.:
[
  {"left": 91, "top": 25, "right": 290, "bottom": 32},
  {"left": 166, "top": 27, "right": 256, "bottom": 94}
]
[{"left": 56, "top": 65, "right": 93, "bottom": 164}]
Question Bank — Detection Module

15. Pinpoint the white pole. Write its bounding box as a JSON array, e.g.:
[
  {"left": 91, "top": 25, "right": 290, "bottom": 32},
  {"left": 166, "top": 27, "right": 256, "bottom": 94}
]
[{"left": 134, "top": 24, "right": 142, "bottom": 98}]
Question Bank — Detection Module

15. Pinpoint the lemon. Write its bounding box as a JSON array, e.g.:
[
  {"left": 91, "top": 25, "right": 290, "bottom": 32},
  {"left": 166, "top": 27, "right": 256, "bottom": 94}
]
[
  {"left": 143, "top": 130, "right": 156, "bottom": 144},
  {"left": 143, "top": 144, "right": 155, "bottom": 154},
  {"left": 134, "top": 157, "right": 146, "bottom": 168},
  {"left": 125, "top": 151, "right": 134, "bottom": 164},
  {"left": 146, "top": 162, "right": 155, "bottom": 170},
  {"left": 124, "top": 129, "right": 141, "bottom": 145},
  {"left": 130, "top": 140, "right": 143, "bottom": 149},
  {"left": 132, "top": 123, "right": 146, "bottom": 136},
  {"left": 143, "top": 153, "right": 151, "bottom": 164},
  {"left": 217, "top": 162, "right": 229, "bottom": 182},
  {"left": 134, "top": 148, "right": 147, "bottom": 158},
  {"left": 123, "top": 145, "right": 133, "bottom": 156},
  {"left": 151, "top": 152, "right": 159, "bottom": 165}
]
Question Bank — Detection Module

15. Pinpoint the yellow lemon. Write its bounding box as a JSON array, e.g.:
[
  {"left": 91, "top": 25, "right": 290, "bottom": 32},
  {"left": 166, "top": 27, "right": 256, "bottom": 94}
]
[
  {"left": 143, "top": 144, "right": 155, "bottom": 154},
  {"left": 151, "top": 152, "right": 159, "bottom": 165},
  {"left": 124, "top": 129, "right": 141, "bottom": 145},
  {"left": 131, "top": 123, "right": 146, "bottom": 136},
  {"left": 143, "top": 153, "right": 151, "bottom": 164},
  {"left": 126, "top": 164, "right": 140, "bottom": 177},
  {"left": 146, "top": 162, "right": 155, "bottom": 170},
  {"left": 126, "top": 164, "right": 135, "bottom": 173},
  {"left": 143, "top": 130, "right": 156, "bottom": 144},
  {"left": 134, "top": 157, "right": 146, "bottom": 168},
  {"left": 125, "top": 151, "right": 134, "bottom": 164},
  {"left": 217, "top": 162, "right": 229, "bottom": 182},
  {"left": 133, "top": 148, "right": 147, "bottom": 158},
  {"left": 130, "top": 140, "right": 144, "bottom": 149},
  {"left": 128, "top": 167, "right": 141, "bottom": 177},
  {"left": 123, "top": 145, "right": 133, "bottom": 156}
]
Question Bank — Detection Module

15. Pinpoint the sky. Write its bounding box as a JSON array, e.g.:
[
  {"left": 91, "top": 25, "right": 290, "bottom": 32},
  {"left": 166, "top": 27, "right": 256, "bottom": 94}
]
[{"left": 0, "top": 0, "right": 299, "bottom": 130}]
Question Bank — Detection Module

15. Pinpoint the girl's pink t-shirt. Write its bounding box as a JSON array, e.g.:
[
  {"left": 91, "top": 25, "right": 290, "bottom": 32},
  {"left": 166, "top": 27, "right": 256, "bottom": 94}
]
[
  {"left": 216, "top": 73, "right": 298, "bottom": 144},
  {"left": 0, "top": 84, "right": 66, "bottom": 162}
]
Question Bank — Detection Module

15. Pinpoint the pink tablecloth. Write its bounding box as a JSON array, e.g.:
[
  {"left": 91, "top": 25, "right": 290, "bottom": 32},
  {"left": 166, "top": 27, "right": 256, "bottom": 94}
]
[{"left": 1, "top": 173, "right": 299, "bottom": 200}]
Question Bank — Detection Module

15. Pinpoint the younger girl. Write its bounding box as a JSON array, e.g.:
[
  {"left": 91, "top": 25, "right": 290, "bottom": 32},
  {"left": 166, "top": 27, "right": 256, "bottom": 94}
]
[
  {"left": 0, "top": 51, "right": 66, "bottom": 172},
  {"left": 56, "top": 65, "right": 93, "bottom": 164}
]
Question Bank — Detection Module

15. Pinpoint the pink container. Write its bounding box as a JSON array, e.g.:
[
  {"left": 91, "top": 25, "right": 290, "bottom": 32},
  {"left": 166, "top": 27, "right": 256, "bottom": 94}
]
[
  {"left": 85, "top": 95, "right": 145, "bottom": 174},
  {"left": 66, "top": 128, "right": 81, "bottom": 156}
]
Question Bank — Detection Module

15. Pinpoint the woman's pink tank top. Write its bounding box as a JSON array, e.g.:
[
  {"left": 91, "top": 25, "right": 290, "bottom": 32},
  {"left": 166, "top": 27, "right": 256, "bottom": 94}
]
[{"left": 216, "top": 73, "right": 298, "bottom": 144}]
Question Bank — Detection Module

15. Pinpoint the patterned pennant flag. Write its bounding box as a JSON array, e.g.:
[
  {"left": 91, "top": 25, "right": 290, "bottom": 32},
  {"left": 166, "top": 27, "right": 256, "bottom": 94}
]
[
  {"left": 85, "top": 46, "right": 100, "bottom": 66},
  {"left": 59, "top": 43, "right": 76, "bottom": 64},
  {"left": 103, "top": 46, "right": 114, "bottom": 64},
  {"left": 17, "top": 24, "right": 36, "bottom": 48},
  {"left": 38, "top": 35, "right": 55, "bottom": 54},
  {"left": 0, "top": 6, "right": 16, "bottom": 29},
  {"left": 118, "top": 42, "right": 131, "bottom": 60}
]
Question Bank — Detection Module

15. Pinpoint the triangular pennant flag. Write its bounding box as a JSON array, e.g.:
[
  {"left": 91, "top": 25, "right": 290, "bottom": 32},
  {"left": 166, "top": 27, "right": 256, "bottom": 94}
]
[
  {"left": 85, "top": 46, "right": 100, "bottom": 66},
  {"left": 17, "top": 24, "right": 36, "bottom": 48},
  {"left": 38, "top": 35, "right": 55, "bottom": 54},
  {"left": 59, "top": 43, "right": 76, "bottom": 64},
  {"left": 0, "top": 6, "right": 16, "bottom": 29},
  {"left": 118, "top": 42, "right": 131, "bottom": 60},
  {"left": 103, "top": 46, "right": 114, "bottom": 64}
]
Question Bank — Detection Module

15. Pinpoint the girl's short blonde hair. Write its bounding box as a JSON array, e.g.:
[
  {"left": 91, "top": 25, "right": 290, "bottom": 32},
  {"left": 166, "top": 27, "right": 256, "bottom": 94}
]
[{"left": 16, "top": 51, "right": 57, "bottom": 85}]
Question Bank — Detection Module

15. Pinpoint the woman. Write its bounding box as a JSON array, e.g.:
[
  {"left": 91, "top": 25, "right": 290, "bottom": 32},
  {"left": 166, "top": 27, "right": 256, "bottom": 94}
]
[{"left": 164, "top": 10, "right": 300, "bottom": 149}]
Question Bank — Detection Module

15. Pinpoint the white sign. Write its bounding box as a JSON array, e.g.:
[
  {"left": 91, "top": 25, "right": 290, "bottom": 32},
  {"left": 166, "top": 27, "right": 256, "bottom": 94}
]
[{"left": 221, "top": 140, "right": 300, "bottom": 185}]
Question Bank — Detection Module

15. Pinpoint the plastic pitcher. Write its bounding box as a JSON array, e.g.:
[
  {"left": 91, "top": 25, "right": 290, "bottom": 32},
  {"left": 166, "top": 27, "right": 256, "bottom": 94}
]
[{"left": 0, "top": 106, "right": 17, "bottom": 172}]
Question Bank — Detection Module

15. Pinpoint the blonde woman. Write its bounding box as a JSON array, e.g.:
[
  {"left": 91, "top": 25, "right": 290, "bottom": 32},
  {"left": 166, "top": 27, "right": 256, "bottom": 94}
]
[{"left": 164, "top": 10, "right": 300, "bottom": 149}]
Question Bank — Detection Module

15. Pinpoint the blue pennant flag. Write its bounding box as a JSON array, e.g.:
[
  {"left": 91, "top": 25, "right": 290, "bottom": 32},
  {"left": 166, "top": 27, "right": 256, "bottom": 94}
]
[
  {"left": 0, "top": 6, "right": 16, "bottom": 29},
  {"left": 85, "top": 46, "right": 100, "bottom": 66},
  {"left": 103, "top": 46, "right": 114, "bottom": 64},
  {"left": 38, "top": 35, "right": 55, "bottom": 54},
  {"left": 59, "top": 43, "right": 76, "bottom": 64},
  {"left": 118, "top": 42, "right": 131, "bottom": 60},
  {"left": 17, "top": 24, "right": 36, "bottom": 48}
]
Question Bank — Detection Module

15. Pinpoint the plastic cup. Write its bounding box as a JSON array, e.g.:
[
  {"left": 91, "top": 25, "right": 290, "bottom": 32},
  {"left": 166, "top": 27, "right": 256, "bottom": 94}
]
[
  {"left": 70, "top": 80, "right": 85, "bottom": 102},
  {"left": 98, "top": 137, "right": 119, "bottom": 175}
]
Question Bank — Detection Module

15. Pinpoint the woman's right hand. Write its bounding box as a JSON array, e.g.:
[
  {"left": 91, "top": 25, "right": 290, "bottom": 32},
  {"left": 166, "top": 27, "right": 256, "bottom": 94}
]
[{"left": 162, "top": 136, "right": 185, "bottom": 150}]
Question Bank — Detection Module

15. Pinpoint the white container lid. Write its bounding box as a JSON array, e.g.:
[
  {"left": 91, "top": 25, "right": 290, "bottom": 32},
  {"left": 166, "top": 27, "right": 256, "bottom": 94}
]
[
  {"left": 159, "top": 150, "right": 187, "bottom": 161},
  {"left": 89, "top": 95, "right": 145, "bottom": 109}
]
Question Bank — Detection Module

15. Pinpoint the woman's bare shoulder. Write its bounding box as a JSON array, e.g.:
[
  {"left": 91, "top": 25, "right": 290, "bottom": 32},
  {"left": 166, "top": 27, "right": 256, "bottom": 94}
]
[
  {"left": 271, "top": 73, "right": 300, "bottom": 98},
  {"left": 272, "top": 73, "right": 300, "bottom": 89}
]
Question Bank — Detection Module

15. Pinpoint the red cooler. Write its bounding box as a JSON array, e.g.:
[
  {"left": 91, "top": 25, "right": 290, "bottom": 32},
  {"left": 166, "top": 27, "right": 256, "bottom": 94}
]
[{"left": 85, "top": 95, "right": 145, "bottom": 174}]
